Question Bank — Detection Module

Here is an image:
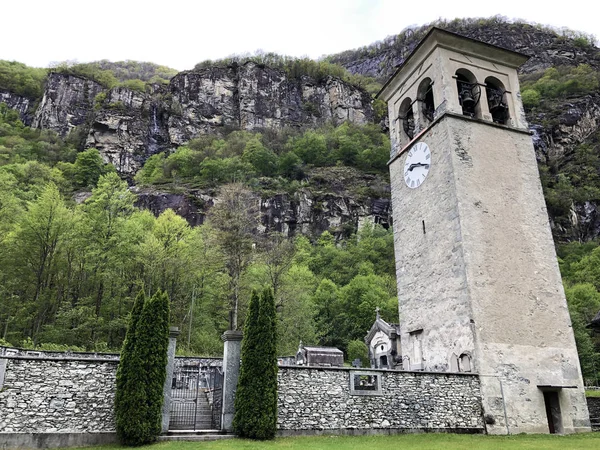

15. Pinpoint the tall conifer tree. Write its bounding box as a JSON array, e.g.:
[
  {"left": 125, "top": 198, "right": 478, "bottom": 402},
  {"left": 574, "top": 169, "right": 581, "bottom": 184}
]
[
  {"left": 114, "top": 290, "right": 170, "bottom": 446},
  {"left": 114, "top": 291, "right": 147, "bottom": 445},
  {"left": 233, "top": 288, "right": 278, "bottom": 439},
  {"left": 256, "top": 287, "right": 278, "bottom": 439},
  {"left": 232, "top": 290, "right": 260, "bottom": 437},
  {"left": 136, "top": 290, "right": 170, "bottom": 442}
]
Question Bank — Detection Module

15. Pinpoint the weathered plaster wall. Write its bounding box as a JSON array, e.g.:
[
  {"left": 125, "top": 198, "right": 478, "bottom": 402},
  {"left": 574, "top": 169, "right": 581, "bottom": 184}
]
[
  {"left": 389, "top": 118, "right": 475, "bottom": 374},
  {"left": 277, "top": 366, "right": 484, "bottom": 433},
  {"left": 389, "top": 113, "right": 590, "bottom": 434},
  {"left": 451, "top": 118, "right": 590, "bottom": 434},
  {"left": 0, "top": 357, "right": 117, "bottom": 433}
]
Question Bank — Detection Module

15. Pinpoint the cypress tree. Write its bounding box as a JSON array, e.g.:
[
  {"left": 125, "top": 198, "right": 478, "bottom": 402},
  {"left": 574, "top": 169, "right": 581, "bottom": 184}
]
[
  {"left": 115, "top": 291, "right": 147, "bottom": 445},
  {"left": 233, "top": 288, "right": 278, "bottom": 440},
  {"left": 233, "top": 290, "right": 261, "bottom": 437},
  {"left": 136, "top": 290, "right": 171, "bottom": 443},
  {"left": 255, "top": 287, "right": 278, "bottom": 440},
  {"left": 114, "top": 290, "right": 170, "bottom": 446}
]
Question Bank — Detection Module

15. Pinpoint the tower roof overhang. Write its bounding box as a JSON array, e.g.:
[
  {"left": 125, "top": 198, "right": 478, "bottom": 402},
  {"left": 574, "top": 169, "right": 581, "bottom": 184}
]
[{"left": 377, "top": 27, "right": 530, "bottom": 102}]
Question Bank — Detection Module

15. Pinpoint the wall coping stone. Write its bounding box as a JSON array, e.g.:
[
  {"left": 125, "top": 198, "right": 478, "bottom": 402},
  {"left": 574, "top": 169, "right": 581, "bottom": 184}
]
[
  {"left": 1, "top": 345, "right": 224, "bottom": 362},
  {"left": 1, "top": 345, "right": 119, "bottom": 358},
  {"left": 278, "top": 364, "right": 480, "bottom": 377},
  {"left": 0, "top": 355, "right": 119, "bottom": 363},
  {"left": 173, "top": 356, "right": 223, "bottom": 361}
]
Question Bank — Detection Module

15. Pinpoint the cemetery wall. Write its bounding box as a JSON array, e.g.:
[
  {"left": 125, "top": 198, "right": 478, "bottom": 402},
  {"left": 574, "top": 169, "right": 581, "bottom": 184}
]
[
  {"left": 277, "top": 366, "right": 485, "bottom": 434},
  {"left": 5, "top": 348, "right": 596, "bottom": 443},
  {"left": 0, "top": 356, "right": 119, "bottom": 448}
]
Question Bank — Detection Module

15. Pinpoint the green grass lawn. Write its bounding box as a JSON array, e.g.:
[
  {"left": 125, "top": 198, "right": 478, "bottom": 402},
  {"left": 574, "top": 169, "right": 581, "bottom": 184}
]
[
  {"left": 586, "top": 390, "right": 600, "bottom": 397},
  {"left": 81, "top": 432, "right": 600, "bottom": 450}
]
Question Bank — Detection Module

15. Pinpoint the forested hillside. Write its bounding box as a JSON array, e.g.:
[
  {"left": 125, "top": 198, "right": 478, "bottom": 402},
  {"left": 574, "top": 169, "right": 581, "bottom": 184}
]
[
  {"left": 1, "top": 17, "right": 600, "bottom": 384},
  {"left": 0, "top": 112, "right": 397, "bottom": 356}
]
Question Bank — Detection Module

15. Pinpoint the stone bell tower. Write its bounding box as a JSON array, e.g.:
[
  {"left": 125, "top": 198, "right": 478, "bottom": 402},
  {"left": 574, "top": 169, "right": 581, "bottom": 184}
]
[{"left": 378, "top": 28, "right": 590, "bottom": 434}]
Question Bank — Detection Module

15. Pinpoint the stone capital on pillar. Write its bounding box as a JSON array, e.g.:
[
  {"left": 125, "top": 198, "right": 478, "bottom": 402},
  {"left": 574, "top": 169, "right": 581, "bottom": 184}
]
[
  {"left": 220, "top": 329, "right": 243, "bottom": 432},
  {"left": 221, "top": 330, "right": 244, "bottom": 342}
]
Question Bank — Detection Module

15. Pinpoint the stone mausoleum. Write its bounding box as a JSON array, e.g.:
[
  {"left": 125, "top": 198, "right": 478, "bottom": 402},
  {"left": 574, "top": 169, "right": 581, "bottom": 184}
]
[
  {"left": 364, "top": 308, "right": 401, "bottom": 369},
  {"left": 295, "top": 342, "right": 344, "bottom": 367}
]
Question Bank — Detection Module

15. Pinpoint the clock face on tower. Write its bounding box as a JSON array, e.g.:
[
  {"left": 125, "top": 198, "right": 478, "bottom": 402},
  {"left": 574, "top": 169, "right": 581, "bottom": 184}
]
[{"left": 404, "top": 142, "right": 431, "bottom": 188}]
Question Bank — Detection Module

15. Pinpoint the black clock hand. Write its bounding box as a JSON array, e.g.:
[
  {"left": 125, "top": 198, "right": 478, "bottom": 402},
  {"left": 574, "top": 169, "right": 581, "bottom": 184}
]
[{"left": 408, "top": 162, "right": 430, "bottom": 171}]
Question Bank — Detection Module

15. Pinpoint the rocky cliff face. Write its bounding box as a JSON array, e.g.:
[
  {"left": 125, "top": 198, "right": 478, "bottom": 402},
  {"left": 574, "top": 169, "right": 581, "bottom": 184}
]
[
  {"left": 168, "top": 62, "right": 371, "bottom": 146},
  {"left": 86, "top": 85, "right": 170, "bottom": 175},
  {"left": 0, "top": 90, "right": 33, "bottom": 125},
  {"left": 133, "top": 186, "right": 390, "bottom": 240},
  {"left": 32, "top": 73, "right": 103, "bottom": 136},
  {"left": 3, "top": 19, "right": 600, "bottom": 242},
  {"left": 331, "top": 20, "right": 600, "bottom": 242},
  {"left": 330, "top": 21, "right": 600, "bottom": 80},
  {"left": 29, "top": 63, "right": 372, "bottom": 176},
  {"left": 531, "top": 93, "right": 600, "bottom": 241},
  {"left": 131, "top": 166, "right": 390, "bottom": 239}
]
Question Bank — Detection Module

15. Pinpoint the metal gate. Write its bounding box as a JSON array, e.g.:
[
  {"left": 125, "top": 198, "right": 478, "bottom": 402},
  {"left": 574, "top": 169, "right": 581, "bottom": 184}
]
[{"left": 169, "top": 362, "right": 223, "bottom": 430}]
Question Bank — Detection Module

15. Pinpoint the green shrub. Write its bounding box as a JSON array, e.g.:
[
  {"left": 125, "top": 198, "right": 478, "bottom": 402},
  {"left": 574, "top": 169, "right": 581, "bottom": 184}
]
[
  {"left": 242, "top": 137, "right": 278, "bottom": 177},
  {"left": 193, "top": 51, "right": 378, "bottom": 91},
  {"left": 521, "top": 64, "right": 600, "bottom": 100},
  {"left": 256, "top": 288, "right": 278, "bottom": 439},
  {"left": 136, "top": 290, "right": 170, "bottom": 443},
  {"left": 164, "top": 146, "right": 200, "bottom": 179},
  {"left": 233, "top": 291, "right": 260, "bottom": 437},
  {"left": 119, "top": 79, "right": 147, "bottom": 93},
  {"left": 106, "top": 101, "right": 125, "bottom": 111},
  {"left": 72, "top": 148, "right": 114, "bottom": 189},
  {"left": 0, "top": 60, "right": 47, "bottom": 99},
  {"left": 347, "top": 339, "right": 369, "bottom": 366},
  {"left": 134, "top": 122, "right": 390, "bottom": 189},
  {"left": 135, "top": 152, "right": 167, "bottom": 184},
  {"left": 94, "top": 92, "right": 107, "bottom": 110},
  {"left": 52, "top": 63, "right": 118, "bottom": 89},
  {"left": 521, "top": 89, "right": 540, "bottom": 108},
  {"left": 36, "top": 342, "right": 86, "bottom": 352}
]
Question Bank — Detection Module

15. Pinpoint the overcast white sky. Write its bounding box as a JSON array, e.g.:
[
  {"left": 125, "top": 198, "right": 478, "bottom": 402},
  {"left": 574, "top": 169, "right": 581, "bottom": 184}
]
[{"left": 2, "top": 0, "right": 598, "bottom": 71}]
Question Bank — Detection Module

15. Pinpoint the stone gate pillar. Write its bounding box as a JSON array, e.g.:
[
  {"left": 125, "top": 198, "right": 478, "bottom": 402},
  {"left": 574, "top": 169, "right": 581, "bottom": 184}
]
[
  {"left": 161, "top": 326, "right": 180, "bottom": 433},
  {"left": 220, "top": 330, "right": 243, "bottom": 432}
]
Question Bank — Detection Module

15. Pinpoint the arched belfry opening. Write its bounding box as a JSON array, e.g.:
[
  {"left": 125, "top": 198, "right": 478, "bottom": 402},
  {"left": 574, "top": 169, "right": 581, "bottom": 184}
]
[
  {"left": 455, "top": 69, "right": 480, "bottom": 118},
  {"left": 417, "top": 78, "right": 435, "bottom": 124},
  {"left": 399, "top": 97, "right": 414, "bottom": 140},
  {"left": 485, "top": 76, "right": 509, "bottom": 124}
]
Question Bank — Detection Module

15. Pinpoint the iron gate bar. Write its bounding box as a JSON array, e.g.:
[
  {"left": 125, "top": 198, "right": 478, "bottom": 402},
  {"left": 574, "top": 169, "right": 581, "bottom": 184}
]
[{"left": 169, "top": 363, "right": 224, "bottom": 431}]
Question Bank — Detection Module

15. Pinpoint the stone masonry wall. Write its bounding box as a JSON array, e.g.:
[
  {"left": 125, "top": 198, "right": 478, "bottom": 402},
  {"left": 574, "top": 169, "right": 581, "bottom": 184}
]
[
  {"left": 277, "top": 367, "right": 484, "bottom": 432},
  {"left": 1, "top": 353, "right": 484, "bottom": 436},
  {"left": 0, "top": 357, "right": 117, "bottom": 433},
  {"left": 588, "top": 396, "right": 600, "bottom": 429}
]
